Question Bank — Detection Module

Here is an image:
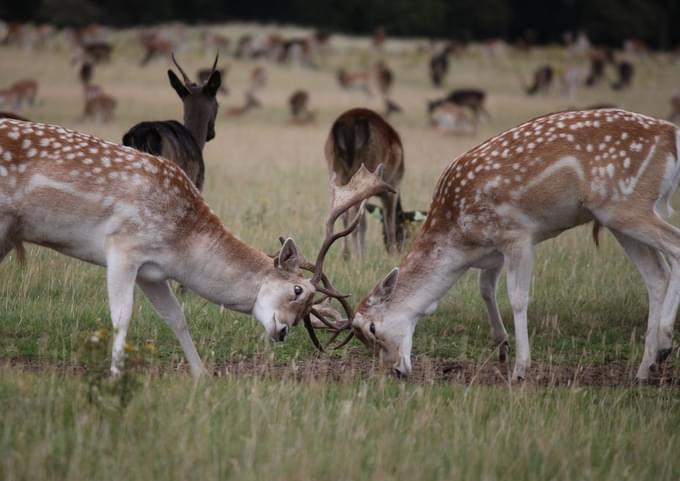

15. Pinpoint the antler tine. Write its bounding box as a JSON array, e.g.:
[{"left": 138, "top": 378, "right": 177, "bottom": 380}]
[
  {"left": 171, "top": 52, "right": 192, "bottom": 85},
  {"left": 211, "top": 52, "right": 219, "bottom": 74},
  {"left": 311, "top": 164, "right": 395, "bottom": 285}
]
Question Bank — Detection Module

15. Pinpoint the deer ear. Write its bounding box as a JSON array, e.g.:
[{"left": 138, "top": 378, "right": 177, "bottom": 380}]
[
  {"left": 278, "top": 237, "right": 299, "bottom": 273},
  {"left": 368, "top": 268, "right": 399, "bottom": 305},
  {"left": 168, "top": 70, "right": 189, "bottom": 98},
  {"left": 203, "top": 70, "right": 222, "bottom": 97}
]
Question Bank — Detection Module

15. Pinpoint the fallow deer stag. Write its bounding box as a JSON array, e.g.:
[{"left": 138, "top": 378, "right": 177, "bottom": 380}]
[
  {"left": 0, "top": 118, "right": 392, "bottom": 376},
  {"left": 350, "top": 108, "right": 680, "bottom": 383},
  {"left": 325, "top": 108, "right": 405, "bottom": 258},
  {"left": 123, "top": 53, "right": 221, "bottom": 191}
]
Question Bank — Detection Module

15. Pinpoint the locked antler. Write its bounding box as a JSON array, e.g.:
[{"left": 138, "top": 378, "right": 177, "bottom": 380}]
[{"left": 287, "top": 164, "right": 395, "bottom": 351}]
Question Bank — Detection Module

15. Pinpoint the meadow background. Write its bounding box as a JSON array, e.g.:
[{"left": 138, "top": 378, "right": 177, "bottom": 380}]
[{"left": 1, "top": 24, "right": 680, "bottom": 481}]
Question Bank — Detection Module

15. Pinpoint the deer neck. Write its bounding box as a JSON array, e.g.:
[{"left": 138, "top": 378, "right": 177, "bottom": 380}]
[
  {"left": 389, "top": 231, "right": 472, "bottom": 321},
  {"left": 182, "top": 103, "right": 210, "bottom": 151},
  {"left": 173, "top": 222, "right": 274, "bottom": 313}
]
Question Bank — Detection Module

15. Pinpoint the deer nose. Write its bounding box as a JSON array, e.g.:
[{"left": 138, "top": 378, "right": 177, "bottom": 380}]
[{"left": 276, "top": 326, "right": 289, "bottom": 342}]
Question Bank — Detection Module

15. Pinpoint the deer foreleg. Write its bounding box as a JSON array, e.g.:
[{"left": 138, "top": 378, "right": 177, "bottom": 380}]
[
  {"left": 504, "top": 240, "right": 535, "bottom": 381},
  {"left": 137, "top": 278, "right": 206, "bottom": 377}
]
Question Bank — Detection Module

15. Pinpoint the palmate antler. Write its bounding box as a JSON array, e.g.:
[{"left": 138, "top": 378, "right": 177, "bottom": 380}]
[{"left": 277, "top": 164, "right": 395, "bottom": 351}]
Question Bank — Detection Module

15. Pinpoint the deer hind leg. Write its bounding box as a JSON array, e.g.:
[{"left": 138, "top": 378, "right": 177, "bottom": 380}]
[
  {"left": 503, "top": 239, "right": 535, "bottom": 381},
  {"left": 344, "top": 205, "right": 366, "bottom": 260},
  {"left": 106, "top": 250, "right": 139, "bottom": 376},
  {"left": 380, "top": 192, "right": 399, "bottom": 254},
  {"left": 478, "top": 258, "right": 510, "bottom": 363},
  {"left": 0, "top": 216, "right": 24, "bottom": 264},
  {"left": 609, "top": 229, "right": 669, "bottom": 380},
  {"left": 604, "top": 212, "right": 680, "bottom": 375},
  {"left": 137, "top": 278, "right": 206, "bottom": 377}
]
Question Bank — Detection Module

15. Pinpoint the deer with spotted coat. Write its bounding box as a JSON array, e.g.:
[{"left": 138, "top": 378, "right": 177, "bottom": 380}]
[
  {"left": 0, "top": 118, "right": 393, "bottom": 376},
  {"left": 347, "top": 108, "right": 680, "bottom": 382}
]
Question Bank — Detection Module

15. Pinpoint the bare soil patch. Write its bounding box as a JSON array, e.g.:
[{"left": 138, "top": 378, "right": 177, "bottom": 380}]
[{"left": 2, "top": 355, "right": 679, "bottom": 387}]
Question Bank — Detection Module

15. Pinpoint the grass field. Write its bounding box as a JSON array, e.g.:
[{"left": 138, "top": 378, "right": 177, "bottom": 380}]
[{"left": 1, "top": 24, "right": 680, "bottom": 480}]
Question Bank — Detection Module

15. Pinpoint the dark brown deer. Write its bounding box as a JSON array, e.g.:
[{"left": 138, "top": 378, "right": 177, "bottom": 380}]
[
  {"left": 288, "top": 90, "right": 315, "bottom": 124},
  {"left": 611, "top": 61, "right": 634, "bottom": 90},
  {"left": 526, "top": 65, "right": 554, "bottom": 95},
  {"left": 325, "top": 108, "right": 405, "bottom": 258},
  {"left": 429, "top": 45, "right": 454, "bottom": 87},
  {"left": 123, "top": 54, "right": 221, "bottom": 191}
]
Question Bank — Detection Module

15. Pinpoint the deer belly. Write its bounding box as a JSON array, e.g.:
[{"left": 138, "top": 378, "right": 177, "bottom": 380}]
[{"left": 18, "top": 208, "right": 109, "bottom": 266}]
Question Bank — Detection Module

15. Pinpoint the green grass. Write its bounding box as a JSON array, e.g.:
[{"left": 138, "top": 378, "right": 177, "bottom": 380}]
[
  {"left": 1, "top": 371, "right": 679, "bottom": 481},
  {"left": 1, "top": 23, "right": 680, "bottom": 481}
]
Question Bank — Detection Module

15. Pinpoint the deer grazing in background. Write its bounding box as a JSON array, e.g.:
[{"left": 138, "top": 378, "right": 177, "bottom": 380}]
[
  {"left": 336, "top": 69, "right": 372, "bottom": 96},
  {"left": 0, "top": 118, "right": 393, "bottom": 376},
  {"left": 0, "top": 79, "right": 38, "bottom": 111},
  {"left": 375, "top": 61, "right": 402, "bottom": 117},
  {"left": 79, "top": 61, "right": 116, "bottom": 123},
  {"left": 139, "top": 29, "right": 175, "bottom": 66},
  {"left": 325, "top": 108, "right": 405, "bottom": 258},
  {"left": 429, "top": 46, "right": 452, "bottom": 87},
  {"left": 611, "top": 61, "right": 634, "bottom": 91},
  {"left": 123, "top": 54, "right": 221, "bottom": 191},
  {"left": 348, "top": 109, "right": 680, "bottom": 383},
  {"left": 525, "top": 65, "right": 554, "bottom": 95},
  {"left": 427, "top": 88, "right": 489, "bottom": 124},
  {"left": 225, "top": 93, "right": 261, "bottom": 117},
  {"left": 288, "top": 90, "right": 315, "bottom": 124},
  {"left": 430, "top": 102, "right": 477, "bottom": 135},
  {"left": 82, "top": 88, "right": 117, "bottom": 123},
  {"left": 197, "top": 66, "right": 228, "bottom": 95}
]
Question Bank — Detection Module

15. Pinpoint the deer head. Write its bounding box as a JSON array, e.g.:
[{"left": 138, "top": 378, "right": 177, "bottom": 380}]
[
  {"left": 168, "top": 53, "right": 221, "bottom": 145},
  {"left": 273, "top": 164, "right": 396, "bottom": 350}
]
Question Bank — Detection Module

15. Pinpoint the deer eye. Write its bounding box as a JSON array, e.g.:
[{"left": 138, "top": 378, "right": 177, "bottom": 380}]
[
  {"left": 294, "top": 285, "right": 304, "bottom": 298},
  {"left": 369, "top": 322, "right": 376, "bottom": 336}
]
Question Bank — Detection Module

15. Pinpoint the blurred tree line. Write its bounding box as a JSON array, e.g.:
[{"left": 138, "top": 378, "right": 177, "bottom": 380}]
[{"left": 1, "top": 0, "right": 678, "bottom": 49}]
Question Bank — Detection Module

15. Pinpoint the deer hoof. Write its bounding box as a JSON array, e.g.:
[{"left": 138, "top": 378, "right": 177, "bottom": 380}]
[{"left": 656, "top": 347, "right": 672, "bottom": 365}]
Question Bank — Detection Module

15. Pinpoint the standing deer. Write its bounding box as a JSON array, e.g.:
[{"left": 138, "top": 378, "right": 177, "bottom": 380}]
[
  {"left": 427, "top": 88, "right": 489, "bottom": 123},
  {"left": 82, "top": 88, "right": 117, "bottom": 122},
  {"left": 349, "top": 109, "right": 680, "bottom": 383},
  {"left": 123, "top": 54, "right": 221, "bottom": 191},
  {"left": 525, "top": 65, "right": 554, "bottom": 95},
  {"left": 0, "top": 79, "right": 38, "bottom": 111},
  {"left": 0, "top": 118, "right": 392, "bottom": 376},
  {"left": 325, "top": 108, "right": 405, "bottom": 258},
  {"left": 288, "top": 90, "right": 315, "bottom": 124}
]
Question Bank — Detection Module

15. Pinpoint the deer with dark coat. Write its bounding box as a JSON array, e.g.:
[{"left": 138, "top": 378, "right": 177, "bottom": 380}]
[
  {"left": 325, "top": 108, "right": 405, "bottom": 258},
  {"left": 123, "top": 54, "right": 221, "bottom": 192}
]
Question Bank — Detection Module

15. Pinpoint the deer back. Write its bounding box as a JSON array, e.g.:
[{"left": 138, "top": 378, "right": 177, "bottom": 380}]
[
  {"left": 123, "top": 120, "right": 204, "bottom": 191},
  {"left": 325, "top": 108, "right": 404, "bottom": 189}
]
